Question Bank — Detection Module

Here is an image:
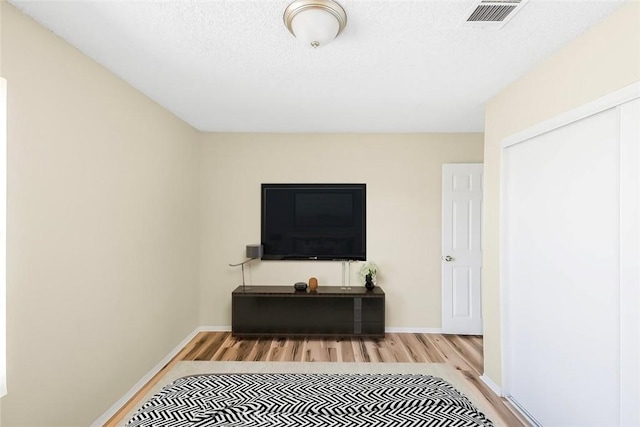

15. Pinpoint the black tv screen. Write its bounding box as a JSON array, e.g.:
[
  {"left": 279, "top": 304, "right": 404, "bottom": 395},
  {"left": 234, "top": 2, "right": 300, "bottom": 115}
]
[{"left": 261, "top": 184, "right": 366, "bottom": 261}]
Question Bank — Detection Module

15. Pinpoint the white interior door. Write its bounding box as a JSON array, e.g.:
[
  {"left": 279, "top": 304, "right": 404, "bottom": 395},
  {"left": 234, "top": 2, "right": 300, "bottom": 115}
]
[{"left": 442, "top": 164, "right": 483, "bottom": 335}]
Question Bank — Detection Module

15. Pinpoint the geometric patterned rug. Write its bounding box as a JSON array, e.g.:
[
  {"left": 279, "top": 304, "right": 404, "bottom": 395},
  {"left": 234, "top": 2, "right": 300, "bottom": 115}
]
[{"left": 126, "top": 372, "right": 494, "bottom": 426}]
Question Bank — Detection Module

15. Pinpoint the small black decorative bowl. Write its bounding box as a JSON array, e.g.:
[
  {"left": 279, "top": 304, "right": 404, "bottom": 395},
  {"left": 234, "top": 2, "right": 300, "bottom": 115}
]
[{"left": 294, "top": 282, "right": 308, "bottom": 291}]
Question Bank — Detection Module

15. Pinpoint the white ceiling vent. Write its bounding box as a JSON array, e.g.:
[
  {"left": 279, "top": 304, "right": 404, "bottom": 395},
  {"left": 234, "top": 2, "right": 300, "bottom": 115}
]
[{"left": 463, "top": 0, "right": 528, "bottom": 28}]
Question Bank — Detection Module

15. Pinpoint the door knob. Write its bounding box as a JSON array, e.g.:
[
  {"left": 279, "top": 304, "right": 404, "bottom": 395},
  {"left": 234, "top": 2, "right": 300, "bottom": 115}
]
[{"left": 444, "top": 255, "right": 454, "bottom": 262}]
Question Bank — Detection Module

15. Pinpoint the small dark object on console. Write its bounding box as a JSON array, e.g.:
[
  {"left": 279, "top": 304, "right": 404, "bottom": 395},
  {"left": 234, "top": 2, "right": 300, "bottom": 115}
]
[{"left": 294, "top": 282, "right": 308, "bottom": 291}]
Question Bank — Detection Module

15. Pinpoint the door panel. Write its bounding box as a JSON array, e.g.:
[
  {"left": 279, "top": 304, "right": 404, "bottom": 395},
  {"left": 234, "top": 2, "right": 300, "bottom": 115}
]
[
  {"left": 503, "top": 107, "right": 620, "bottom": 426},
  {"left": 442, "top": 164, "right": 483, "bottom": 335},
  {"left": 452, "top": 268, "right": 471, "bottom": 317}
]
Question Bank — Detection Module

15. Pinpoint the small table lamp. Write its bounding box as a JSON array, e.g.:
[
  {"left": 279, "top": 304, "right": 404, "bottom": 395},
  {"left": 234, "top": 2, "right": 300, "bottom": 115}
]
[{"left": 229, "top": 244, "right": 263, "bottom": 291}]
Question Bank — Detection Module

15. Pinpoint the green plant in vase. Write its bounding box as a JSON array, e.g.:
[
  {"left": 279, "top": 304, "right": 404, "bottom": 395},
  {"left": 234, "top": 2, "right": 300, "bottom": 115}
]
[{"left": 359, "top": 262, "right": 378, "bottom": 290}]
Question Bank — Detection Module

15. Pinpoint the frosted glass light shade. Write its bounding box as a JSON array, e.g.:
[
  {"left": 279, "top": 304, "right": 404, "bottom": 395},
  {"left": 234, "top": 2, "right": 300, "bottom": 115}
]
[
  {"left": 291, "top": 9, "right": 340, "bottom": 48},
  {"left": 284, "top": 0, "right": 347, "bottom": 48}
]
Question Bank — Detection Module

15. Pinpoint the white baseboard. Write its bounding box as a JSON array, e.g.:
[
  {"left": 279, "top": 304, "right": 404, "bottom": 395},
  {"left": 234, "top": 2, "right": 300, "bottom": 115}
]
[
  {"left": 479, "top": 374, "right": 503, "bottom": 396},
  {"left": 199, "top": 325, "right": 231, "bottom": 331},
  {"left": 481, "top": 373, "right": 544, "bottom": 425},
  {"left": 480, "top": 376, "right": 542, "bottom": 426},
  {"left": 203, "top": 326, "right": 442, "bottom": 334},
  {"left": 91, "top": 327, "right": 203, "bottom": 427},
  {"left": 385, "top": 327, "right": 442, "bottom": 334}
]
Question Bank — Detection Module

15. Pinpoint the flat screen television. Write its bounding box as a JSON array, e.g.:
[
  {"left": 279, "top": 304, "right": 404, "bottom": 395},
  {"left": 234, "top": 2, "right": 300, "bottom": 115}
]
[{"left": 261, "top": 183, "right": 366, "bottom": 261}]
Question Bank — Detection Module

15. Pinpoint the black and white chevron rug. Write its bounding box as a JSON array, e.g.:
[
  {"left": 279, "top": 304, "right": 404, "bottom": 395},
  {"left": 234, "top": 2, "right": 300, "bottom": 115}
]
[{"left": 126, "top": 373, "right": 494, "bottom": 426}]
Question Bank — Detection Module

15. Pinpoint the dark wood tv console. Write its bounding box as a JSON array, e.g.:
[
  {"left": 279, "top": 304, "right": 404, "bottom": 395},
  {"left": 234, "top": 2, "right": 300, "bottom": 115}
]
[{"left": 232, "top": 285, "right": 385, "bottom": 337}]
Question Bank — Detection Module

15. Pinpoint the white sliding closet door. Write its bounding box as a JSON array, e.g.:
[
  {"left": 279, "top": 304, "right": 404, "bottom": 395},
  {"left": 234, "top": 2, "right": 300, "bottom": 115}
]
[
  {"left": 503, "top": 95, "right": 639, "bottom": 426},
  {"left": 618, "top": 97, "right": 640, "bottom": 426}
]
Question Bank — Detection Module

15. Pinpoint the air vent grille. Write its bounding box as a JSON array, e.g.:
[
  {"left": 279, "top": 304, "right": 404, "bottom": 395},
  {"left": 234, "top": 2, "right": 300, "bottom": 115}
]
[
  {"left": 463, "top": 0, "right": 528, "bottom": 28},
  {"left": 467, "top": 4, "right": 518, "bottom": 22}
]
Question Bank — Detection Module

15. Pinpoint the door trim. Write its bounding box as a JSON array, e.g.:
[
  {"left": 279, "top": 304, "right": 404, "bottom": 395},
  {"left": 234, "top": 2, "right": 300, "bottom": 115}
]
[{"left": 501, "top": 81, "right": 640, "bottom": 150}]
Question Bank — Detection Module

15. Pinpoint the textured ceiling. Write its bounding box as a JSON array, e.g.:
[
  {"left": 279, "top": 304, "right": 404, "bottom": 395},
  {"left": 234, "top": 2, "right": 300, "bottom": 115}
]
[{"left": 9, "top": 0, "right": 626, "bottom": 132}]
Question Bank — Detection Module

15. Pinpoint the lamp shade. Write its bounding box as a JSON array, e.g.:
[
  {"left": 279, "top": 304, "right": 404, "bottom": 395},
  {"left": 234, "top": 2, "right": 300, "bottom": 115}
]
[
  {"left": 291, "top": 8, "right": 340, "bottom": 47},
  {"left": 246, "top": 244, "right": 263, "bottom": 259},
  {"left": 284, "top": 0, "right": 347, "bottom": 48}
]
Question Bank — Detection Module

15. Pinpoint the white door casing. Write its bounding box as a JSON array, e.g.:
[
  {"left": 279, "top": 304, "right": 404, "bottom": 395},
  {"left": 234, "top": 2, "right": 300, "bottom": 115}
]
[{"left": 442, "top": 164, "right": 483, "bottom": 335}]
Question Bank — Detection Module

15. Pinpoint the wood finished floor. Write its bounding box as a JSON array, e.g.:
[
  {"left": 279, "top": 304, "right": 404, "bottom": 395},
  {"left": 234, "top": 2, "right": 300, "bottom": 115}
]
[{"left": 106, "top": 332, "right": 529, "bottom": 426}]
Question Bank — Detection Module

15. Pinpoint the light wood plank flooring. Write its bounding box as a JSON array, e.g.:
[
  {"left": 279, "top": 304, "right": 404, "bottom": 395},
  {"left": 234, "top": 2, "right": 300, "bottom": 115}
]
[{"left": 106, "top": 332, "right": 529, "bottom": 426}]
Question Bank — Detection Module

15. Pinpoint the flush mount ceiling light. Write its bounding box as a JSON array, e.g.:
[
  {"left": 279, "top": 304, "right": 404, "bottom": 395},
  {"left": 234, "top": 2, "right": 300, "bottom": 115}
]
[{"left": 284, "top": 0, "right": 347, "bottom": 48}]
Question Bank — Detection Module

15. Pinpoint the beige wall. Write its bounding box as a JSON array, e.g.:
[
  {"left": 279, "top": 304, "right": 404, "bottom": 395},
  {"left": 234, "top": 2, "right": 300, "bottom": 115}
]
[
  {"left": 1, "top": 4, "right": 201, "bottom": 426},
  {"left": 483, "top": 2, "right": 640, "bottom": 386},
  {"left": 199, "top": 133, "right": 483, "bottom": 328}
]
